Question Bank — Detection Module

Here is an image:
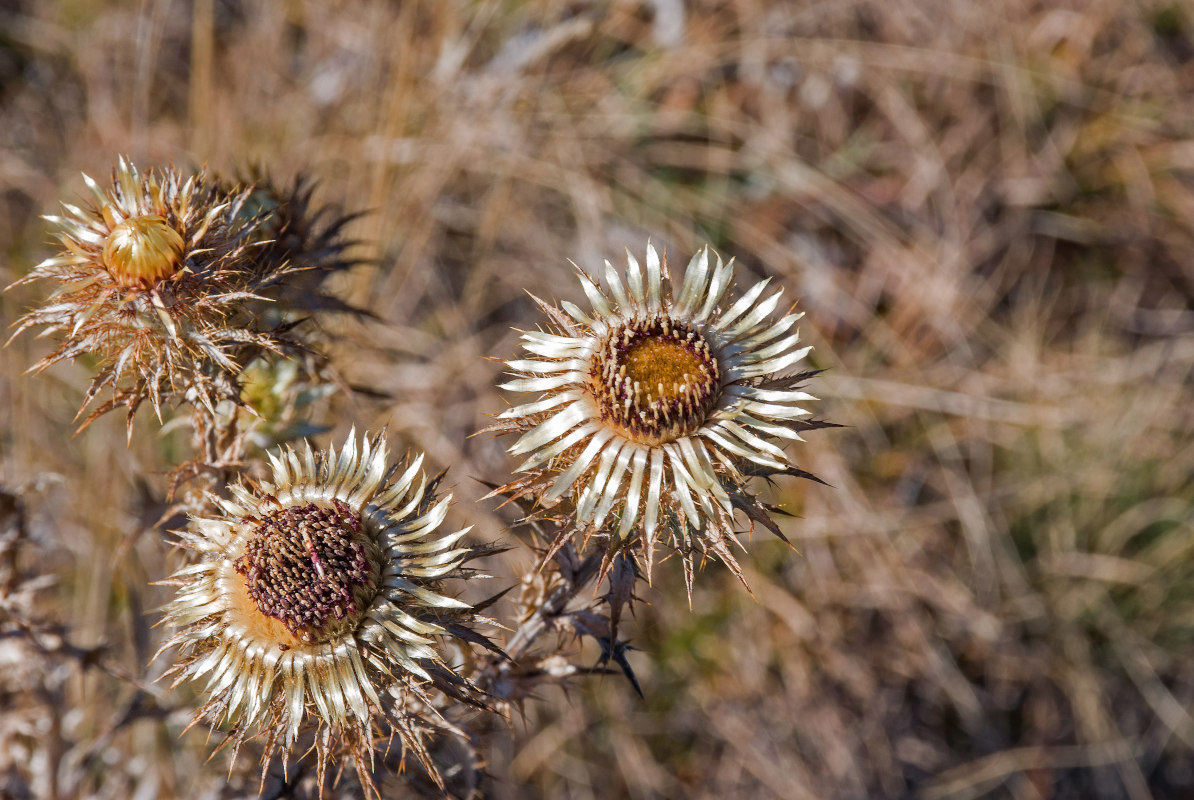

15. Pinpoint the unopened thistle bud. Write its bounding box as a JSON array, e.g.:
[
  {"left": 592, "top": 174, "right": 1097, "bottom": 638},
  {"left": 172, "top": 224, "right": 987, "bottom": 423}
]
[
  {"left": 101, "top": 213, "right": 185, "bottom": 287},
  {"left": 6, "top": 157, "right": 317, "bottom": 429}
]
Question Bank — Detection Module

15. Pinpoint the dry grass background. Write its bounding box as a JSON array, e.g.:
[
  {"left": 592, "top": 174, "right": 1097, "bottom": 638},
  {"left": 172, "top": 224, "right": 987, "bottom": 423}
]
[{"left": 3, "top": 0, "right": 1194, "bottom": 798}]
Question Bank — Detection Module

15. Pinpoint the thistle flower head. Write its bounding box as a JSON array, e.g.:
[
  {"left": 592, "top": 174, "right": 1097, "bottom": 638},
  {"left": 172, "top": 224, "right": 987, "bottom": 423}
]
[
  {"left": 492, "top": 243, "right": 833, "bottom": 589},
  {"left": 6, "top": 157, "right": 311, "bottom": 431},
  {"left": 158, "top": 430, "right": 495, "bottom": 792}
]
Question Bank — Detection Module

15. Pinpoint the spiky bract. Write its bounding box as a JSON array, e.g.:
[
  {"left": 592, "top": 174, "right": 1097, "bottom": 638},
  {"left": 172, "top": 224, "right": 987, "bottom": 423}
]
[
  {"left": 491, "top": 243, "right": 832, "bottom": 590},
  {"left": 158, "top": 431, "right": 495, "bottom": 793},
  {"left": 229, "top": 169, "right": 367, "bottom": 317}
]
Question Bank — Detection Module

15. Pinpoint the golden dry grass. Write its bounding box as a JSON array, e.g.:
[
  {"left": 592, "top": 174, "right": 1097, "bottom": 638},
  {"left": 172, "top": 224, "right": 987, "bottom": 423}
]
[{"left": 3, "top": 1, "right": 1194, "bottom": 798}]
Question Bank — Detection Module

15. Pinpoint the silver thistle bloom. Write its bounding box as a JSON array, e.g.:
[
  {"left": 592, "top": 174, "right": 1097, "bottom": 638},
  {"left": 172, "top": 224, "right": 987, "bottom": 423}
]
[
  {"left": 158, "top": 430, "right": 495, "bottom": 792},
  {"left": 492, "top": 243, "right": 831, "bottom": 589},
  {"left": 6, "top": 157, "right": 309, "bottom": 432}
]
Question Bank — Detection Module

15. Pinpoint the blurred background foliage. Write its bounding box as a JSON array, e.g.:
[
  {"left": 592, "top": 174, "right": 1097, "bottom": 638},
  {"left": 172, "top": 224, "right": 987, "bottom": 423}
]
[{"left": 3, "top": 0, "right": 1194, "bottom": 798}]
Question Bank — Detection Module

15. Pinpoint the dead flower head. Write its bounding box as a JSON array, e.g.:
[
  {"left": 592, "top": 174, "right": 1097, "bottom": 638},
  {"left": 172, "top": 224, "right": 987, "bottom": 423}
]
[
  {"left": 6, "top": 157, "right": 311, "bottom": 433},
  {"left": 158, "top": 430, "right": 496, "bottom": 792},
  {"left": 492, "top": 243, "right": 833, "bottom": 589}
]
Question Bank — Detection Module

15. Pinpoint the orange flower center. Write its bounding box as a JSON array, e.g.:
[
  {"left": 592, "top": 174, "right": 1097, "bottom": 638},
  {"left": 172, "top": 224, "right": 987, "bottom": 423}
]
[
  {"left": 590, "top": 317, "right": 721, "bottom": 444},
  {"left": 102, "top": 214, "right": 185, "bottom": 288},
  {"left": 621, "top": 336, "right": 711, "bottom": 401},
  {"left": 234, "top": 500, "right": 377, "bottom": 644}
]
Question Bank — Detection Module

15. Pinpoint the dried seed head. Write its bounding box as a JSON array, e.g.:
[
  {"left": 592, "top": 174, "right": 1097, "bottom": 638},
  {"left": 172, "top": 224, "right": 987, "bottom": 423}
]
[
  {"left": 590, "top": 316, "right": 720, "bottom": 445},
  {"left": 234, "top": 500, "right": 376, "bottom": 643},
  {"left": 101, "top": 213, "right": 185, "bottom": 287}
]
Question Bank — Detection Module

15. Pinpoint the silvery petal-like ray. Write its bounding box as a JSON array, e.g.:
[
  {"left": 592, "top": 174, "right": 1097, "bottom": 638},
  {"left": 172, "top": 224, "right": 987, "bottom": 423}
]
[
  {"left": 373, "top": 454, "right": 425, "bottom": 509},
  {"left": 515, "top": 422, "right": 601, "bottom": 473},
  {"left": 617, "top": 447, "right": 649, "bottom": 540},
  {"left": 505, "top": 358, "right": 588, "bottom": 374},
  {"left": 644, "top": 447, "right": 666, "bottom": 541},
  {"left": 676, "top": 435, "right": 715, "bottom": 489},
  {"left": 738, "top": 331, "right": 804, "bottom": 363},
  {"left": 604, "top": 258, "right": 630, "bottom": 309},
  {"left": 577, "top": 438, "right": 626, "bottom": 524},
  {"left": 577, "top": 269, "right": 613, "bottom": 319},
  {"left": 504, "top": 387, "right": 591, "bottom": 434},
  {"left": 738, "top": 413, "right": 808, "bottom": 441},
  {"left": 716, "top": 419, "right": 792, "bottom": 465},
  {"left": 521, "top": 338, "right": 591, "bottom": 359},
  {"left": 666, "top": 446, "right": 701, "bottom": 524},
  {"left": 499, "top": 390, "right": 579, "bottom": 419},
  {"left": 499, "top": 372, "right": 587, "bottom": 393},
  {"left": 592, "top": 443, "right": 636, "bottom": 530},
  {"left": 562, "top": 300, "right": 597, "bottom": 327},
  {"left": 645, "top": 243, "right": 663, "bottom": 311},
  {"left": 544, "top": 428, "right": 617, "bottom": 503},
  {"left": 728, "top": 312, "right": 802, "bottom": 350},
  {"left": 522, "top": 330, "right": 587, "bottom": 347},
  {"left": 732, "top": 345, "right": 812, "bottom": 379},
  {"left": 695, "top": 254, "right": 735, "bottom": 323},
  {"left": 676, "top": 247, "right": 711, "bottom": 316},
  {"left": 713, "top": 278, "right": 772, "bottom": 331},
  {"left": 740, "top": 400, "right": 811, "bottom": 420},
  {"left": 625, "top": 248, "right": 645, "bottom": 304},
  {"left": 721, "top": 289, "right": 784, "bottom": 341},
  {"left": 725, "top": 385, "right": 818, "bottom": 404},
  {"left": 698, "top": 422, "right": 784, "bottom": 469}
]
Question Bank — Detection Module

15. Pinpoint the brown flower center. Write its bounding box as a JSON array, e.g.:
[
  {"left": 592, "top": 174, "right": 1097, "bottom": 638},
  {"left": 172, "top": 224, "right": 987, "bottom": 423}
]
[
  {"left": 590, "top": 316, "right": 721, "bottom": 444},
  {"left": 102, "top": 214, "right": 184, "bottom": 288},
  {"left": 234, "top": 500, "right": 376, "bottom": 644}
]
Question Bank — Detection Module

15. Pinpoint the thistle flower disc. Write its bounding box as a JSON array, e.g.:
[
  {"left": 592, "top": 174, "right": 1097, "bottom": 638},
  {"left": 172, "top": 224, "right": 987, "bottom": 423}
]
[
  {"left": 159, "top": 431, "right": 493, "bottom": 790},
  {"left": 495, "top": 243, "right": 828, "bottom": 583}
]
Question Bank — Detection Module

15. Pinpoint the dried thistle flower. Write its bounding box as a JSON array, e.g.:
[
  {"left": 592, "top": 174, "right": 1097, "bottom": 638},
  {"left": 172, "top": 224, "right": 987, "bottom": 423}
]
[
  {"left": 158, "top": 430, "right": 496, "bottom": 793},
  {"left": 6, "top": 157, "right": 309, "bottom": 433},
  {"left": 491, "top": 243, "right": 834, "bottom": 590}
]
